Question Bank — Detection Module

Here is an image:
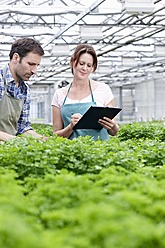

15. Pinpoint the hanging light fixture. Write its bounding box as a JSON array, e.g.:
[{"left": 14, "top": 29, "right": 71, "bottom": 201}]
[
  {"left": 123, "top": 0, "right": 154, "bottom": 13},
  {"left": 80, "top": 25, "right": 103, "bottom": 40},
  {"left": 154, "top": 45, "right": 165, "bottom": 57},
  {"left": 51, "top": 44, "right": 70, "bottom": 56},
  {"left": 122, "top": 57, "right": 137, "bottom": 67}
]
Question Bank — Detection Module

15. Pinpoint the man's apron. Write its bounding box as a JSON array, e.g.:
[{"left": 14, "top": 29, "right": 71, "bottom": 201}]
[{"left": 0, "top": 66, "right": 24, "bottom": 135}]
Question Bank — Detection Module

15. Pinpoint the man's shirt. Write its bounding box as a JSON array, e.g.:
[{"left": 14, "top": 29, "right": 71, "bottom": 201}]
[{"left": 0, "top": 65, "right": 33, "bottom": 134}]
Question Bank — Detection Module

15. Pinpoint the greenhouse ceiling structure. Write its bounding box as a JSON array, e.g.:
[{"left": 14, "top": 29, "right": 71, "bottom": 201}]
[{"left": 0, "top": 0, "right": 165, "bottom": 88}]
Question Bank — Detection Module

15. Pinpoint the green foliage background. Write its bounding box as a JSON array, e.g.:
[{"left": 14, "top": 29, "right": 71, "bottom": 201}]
[{"left": 0, "top": 121, "right": 165, "bottom": 248}]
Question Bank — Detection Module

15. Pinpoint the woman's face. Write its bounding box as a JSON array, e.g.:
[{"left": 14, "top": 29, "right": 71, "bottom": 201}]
[{"left": 73, "top": 53, "right": 93, "bottom": 80}]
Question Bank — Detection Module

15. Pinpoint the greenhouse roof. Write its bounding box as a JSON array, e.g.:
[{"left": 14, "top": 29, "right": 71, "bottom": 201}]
[{"left": 0, "top": 0, "right": 165, "bottom": 87}]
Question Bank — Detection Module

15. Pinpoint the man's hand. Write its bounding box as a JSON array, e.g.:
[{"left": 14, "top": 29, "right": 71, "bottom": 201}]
[
  {"left": 0, "top": 131, "right": 16, "bottom": 141},
  {"left": 23, "top": 130, "right": 48, "bottom": 141}
]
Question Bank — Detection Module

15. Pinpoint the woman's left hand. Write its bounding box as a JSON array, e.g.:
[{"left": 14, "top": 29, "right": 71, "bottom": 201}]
[{"left": 98, "top": 117, "right": 119, "bottom": 136}]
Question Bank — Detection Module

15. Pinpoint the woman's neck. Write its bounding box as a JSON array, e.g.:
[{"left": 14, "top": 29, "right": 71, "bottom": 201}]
[
  {"left": 68, "top": 79, "right": 91, "bottom": 101},
  {"left": 72, "top": 79, "right": 90, "bottom": 90}
]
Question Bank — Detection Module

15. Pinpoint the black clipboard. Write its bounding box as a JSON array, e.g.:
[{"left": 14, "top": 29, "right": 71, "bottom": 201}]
[{"left": 73, "top": 106, "right": 122, "bottom": 130}]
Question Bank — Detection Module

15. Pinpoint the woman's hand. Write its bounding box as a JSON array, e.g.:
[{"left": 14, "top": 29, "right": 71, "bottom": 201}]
[
  {"left": 70, "top": 113, "right": 82, "bottom": 129},
  {"left": 98, "top": 117, "right": 119, "bottom": 136}
]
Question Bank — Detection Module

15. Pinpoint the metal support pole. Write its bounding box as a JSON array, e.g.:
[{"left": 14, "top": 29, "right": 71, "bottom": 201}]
[{"left": 119, "top": 86, "right": 123, "bottom": 122}]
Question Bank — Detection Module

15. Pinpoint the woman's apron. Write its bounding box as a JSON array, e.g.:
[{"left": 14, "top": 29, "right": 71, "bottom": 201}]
[
  {"left": 0, "top": 66, "right": 24, "bottom": 135},
  {"left": 61, "top": 82, "right": 109, "bottom": 140}
]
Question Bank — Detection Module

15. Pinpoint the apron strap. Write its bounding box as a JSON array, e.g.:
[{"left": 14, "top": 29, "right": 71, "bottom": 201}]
[
  {"left": 62, "top": 82, "right": 72, "bottom": 105},
  {"left": 62, "top": 80, "right": 95, "bottom": 106},
  {"left": 2, "top": 66, "right": 8, "bottom": 93},
  {"left": 2, "top": 66, "right": 7, "bottom": 84},
  {"left": 89, "top": 80, "right": 95, "bottom": 103}
]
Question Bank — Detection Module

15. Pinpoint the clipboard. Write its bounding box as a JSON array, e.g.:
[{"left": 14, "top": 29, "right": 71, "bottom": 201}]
[{"left": 73, "top": 106, "right": 122, "bottom": 130}]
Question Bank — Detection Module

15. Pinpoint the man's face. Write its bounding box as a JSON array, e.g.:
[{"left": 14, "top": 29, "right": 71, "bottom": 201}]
[{"left": 13, "top": 52, "right": 42, "bottom": 82}]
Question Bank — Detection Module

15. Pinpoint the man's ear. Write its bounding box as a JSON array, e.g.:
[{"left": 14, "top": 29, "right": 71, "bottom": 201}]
[{"left": 13, "top": 53, "right": 20, "bottom": 62}]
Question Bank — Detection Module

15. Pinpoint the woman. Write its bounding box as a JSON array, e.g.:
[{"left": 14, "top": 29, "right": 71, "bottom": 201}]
[{"left": 51, "top": 44, "right": 119, "bottom": 140}]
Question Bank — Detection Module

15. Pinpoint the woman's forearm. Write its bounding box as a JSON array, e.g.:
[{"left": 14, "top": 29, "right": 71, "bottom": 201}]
[{"left": 53, "top": 124, "right": 73, "bottom": 138}]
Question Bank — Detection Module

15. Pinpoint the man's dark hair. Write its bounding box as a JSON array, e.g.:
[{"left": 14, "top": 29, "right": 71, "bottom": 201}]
[{"left": 9, "top": 38, "right": 44, "bottom": 60}]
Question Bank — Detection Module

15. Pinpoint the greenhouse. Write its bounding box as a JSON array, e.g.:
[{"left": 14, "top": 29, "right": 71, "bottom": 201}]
[
  {"left": 0, "top": 1, "right": 165, "bottom": 248},
  {"left": 0, "top": 0, "right": 165, "bottom": 123}
]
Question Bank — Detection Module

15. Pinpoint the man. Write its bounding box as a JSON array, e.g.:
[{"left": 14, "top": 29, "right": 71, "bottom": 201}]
[{"left": 0, "top": 37, "right": 46, "bottom": 141}]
